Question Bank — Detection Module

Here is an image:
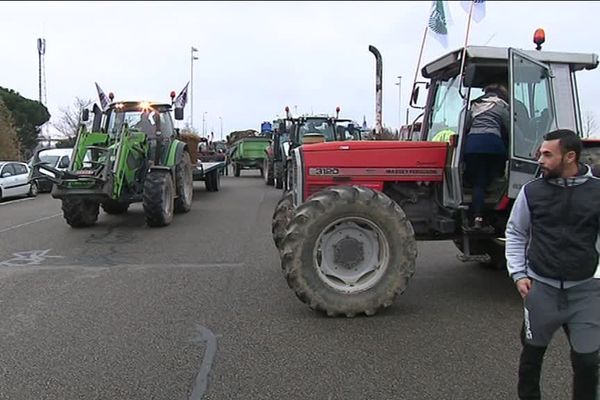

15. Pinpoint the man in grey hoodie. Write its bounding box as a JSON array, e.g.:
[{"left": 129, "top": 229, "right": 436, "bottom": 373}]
[{"left": 506, "top": 129, "right": 600, "bottom": 399}]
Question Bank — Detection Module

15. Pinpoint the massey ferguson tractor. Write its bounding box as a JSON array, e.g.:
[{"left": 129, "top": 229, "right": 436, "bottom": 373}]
[
  {"left": 273, "top": 34, "right": 600, "bottom": 317},
  {"left": 33, "top": 92, "right": 195, "bottom": 228}
]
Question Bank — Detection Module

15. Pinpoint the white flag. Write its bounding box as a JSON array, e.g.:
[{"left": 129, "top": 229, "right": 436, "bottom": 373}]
[
  {"left": 428, "top": 0, "right": 453, "bottom": 49},
  {"left": 95, "top": 82, "right": 111, "bottom": 110},
  {"left": 174, "top": 82, "right": 189, "bottom": 109},
  {"left": 461, "top": 0, "right": 486, "bottom": 23}
]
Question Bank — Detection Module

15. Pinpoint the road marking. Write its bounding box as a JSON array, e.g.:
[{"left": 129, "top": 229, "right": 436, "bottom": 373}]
[
  {"left": 0, "top": 197, "right": 35, "bottom": 206},
  {"left": 0, "top": 213, "right": 61, "bottom": 234},
  {"left": 0, "top": 249, "right": 63, "bottom": 267},
  {"left": 189, "top": 325, "right": 218, "bottom": 400}
]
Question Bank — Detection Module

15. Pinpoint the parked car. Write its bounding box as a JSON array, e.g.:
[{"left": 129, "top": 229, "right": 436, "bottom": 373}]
[
  {"left": 0, "top": 161, "right": 37, "bottom": 200},
  {"left": 30, "top": 148, "right": 73, "bottom": 192}
]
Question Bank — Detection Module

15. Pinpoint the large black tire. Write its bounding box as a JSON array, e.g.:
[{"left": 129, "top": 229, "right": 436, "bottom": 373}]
[
  {"left": 205, "top": 170, "right": 221, "bottom": 192},
  {"left": 143, "top": 171, "right": 175, "bottom": 227},
  {"left": 234, "top": 163, "right": 241, "bottom": 177},
  {"left": 280, "top": 186, "right": 418, "bottom": 317},
  {"left": 101, "top": 200, "right": 129, "bottom": 214},
  {"left": 174, "top": 151, "right": 194, "bottom": 214},
  {"left": 271, "top": 191, "right": 294, "bottom": 250},
  {"left": 274, "top": 161, "right": 283, "bottom": 189},
  {"left": 264, "top": 158, "right": 274, "bottom": 186},
  {"left": 62, "top": 197, "right": 100, "bottom": 228}
]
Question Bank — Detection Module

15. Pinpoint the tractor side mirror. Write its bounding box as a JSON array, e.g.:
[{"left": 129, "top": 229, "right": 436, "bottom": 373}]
[
  {"left": 81, "top": 109, "right": 90, "bottom": 122},
  {"left": 92, "top": 104, "right": 103, "bottom": 132},
  {"left": 174, "top": 107, "right": 184, "bottom": 121},
  {"left": 463, "top": 64, "right": 477, "bottom": 87},
  {"left": 410, "top": 82, "right": 428, "bottom": 109}
]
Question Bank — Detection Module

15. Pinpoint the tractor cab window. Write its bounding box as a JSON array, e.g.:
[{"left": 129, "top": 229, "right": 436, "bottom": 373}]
[
  {"left": 156, "top": 112, "right": 174, "bottom": 136},
  {"left": 511, "top": 53, "right": 556, "bottom": 160},
  {"left": 109, "top": 110, "right": 160, "bottom": 138},
  {"left": 427, "top": 76, "right": 465, "bottom": 141},
  {"left": 299, "top": 119, "right": 335, "bottom": 141}
]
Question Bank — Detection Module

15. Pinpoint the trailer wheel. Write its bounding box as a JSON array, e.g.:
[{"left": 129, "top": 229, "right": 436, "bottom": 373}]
[
  {"left": 234, "top": 163, "right": 241, "bottom": 177},
  {"left": 272, "top": 191, "right": 294, "bottom": 250},
  {"left": 62, "top": 197, "right": 100, "bottom": 228},
  {"left": 174, "top": 151, "right": 194, "bottom": 214},
  {"left": 205, "top": 170, "right": 220, "bottom": 192},
  {"left": 280, "top": 186, "right": 417, "bottom": 317},
  {"left": 274, "top": 161, "right": 283, "bottom": 189},
  {"left": 143, "top": 171, "right": 175, "bottom": 227},
  {"left": 101, "top": 200, "right": 129, "bottom": 214}
]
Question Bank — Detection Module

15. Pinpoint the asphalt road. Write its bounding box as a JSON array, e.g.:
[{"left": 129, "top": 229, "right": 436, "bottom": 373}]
[{"left": 0, "top": 172, "right": 575, "bottom": 400}]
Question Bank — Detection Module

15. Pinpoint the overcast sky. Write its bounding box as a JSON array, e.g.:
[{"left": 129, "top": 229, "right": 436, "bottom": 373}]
[{"left": 1, "top": 1, "right": 599, "bottom": 140}]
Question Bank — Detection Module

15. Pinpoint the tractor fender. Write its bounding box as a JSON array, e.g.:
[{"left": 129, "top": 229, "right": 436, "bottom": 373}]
[{"left": 166, "top": 140, "right": 188, "bottom": 168}]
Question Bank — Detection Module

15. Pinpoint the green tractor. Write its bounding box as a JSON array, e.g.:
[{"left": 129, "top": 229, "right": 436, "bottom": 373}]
[{"left": 33, "top": 94, "right": 194, "bottom": 228}]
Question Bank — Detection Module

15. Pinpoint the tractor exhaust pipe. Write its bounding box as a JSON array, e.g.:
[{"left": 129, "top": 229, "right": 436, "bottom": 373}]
[{"left": 369, "top": 45, "right": 383, "bottom": 138}]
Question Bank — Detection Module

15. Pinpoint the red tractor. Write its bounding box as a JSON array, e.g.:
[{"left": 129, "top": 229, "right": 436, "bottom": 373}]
[{"left": 273, "top": 39, "right": 600, "bottom": 317}]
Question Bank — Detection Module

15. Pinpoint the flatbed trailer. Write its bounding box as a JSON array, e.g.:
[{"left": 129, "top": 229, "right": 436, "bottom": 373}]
[{"left": 193, "top": 161, "right": 225, "bottom": 192}]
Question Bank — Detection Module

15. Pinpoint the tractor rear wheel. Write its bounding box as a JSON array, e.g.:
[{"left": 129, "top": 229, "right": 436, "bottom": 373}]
[
  {"left": 101, "top": 200, "right": 129, "bottom": 214},
  {"left": 264, "top": 158, "right": 274, "bottom": 186},
  {"left": 174, "top": 151, "right": 194, "bottom": 214},
  {"left": 143, "top": 171, "right": 175, "bottom": 227},
  {"left": 274, "top": 161, "right": 283, "bottom": 189},
  {"left": 62, "top": 197, "right": 100, "bottom": 228},
  {"left": 280, "top": 186, "right": 417, "bottom": 317},
  {"left": 271, "top": 191, "right": 294, "bottom": 250}
]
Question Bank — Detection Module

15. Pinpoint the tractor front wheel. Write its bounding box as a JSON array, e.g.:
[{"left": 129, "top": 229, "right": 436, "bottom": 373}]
[
  {"left": 280, "top": 186, "right": 417, "bottom": 317},
  {"left": 62, "top": 197, "right": 100, "bottom": 228},
  {"left": 264, "top": 158, "right": 274, "bottom": 186},
  {"left": 174, "top": 151, "right": 194, "bottom": 214},
  {"left": 143, "top": 171, "right": 175, "bottom": 227}
]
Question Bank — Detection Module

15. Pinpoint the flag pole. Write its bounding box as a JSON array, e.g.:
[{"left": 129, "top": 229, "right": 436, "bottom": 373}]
[
  {"left": 458, "top": 0, "right": 475, "bottom": 97},
  {"left": 411, "top": 25, "right": 429, "bottom": 107}
]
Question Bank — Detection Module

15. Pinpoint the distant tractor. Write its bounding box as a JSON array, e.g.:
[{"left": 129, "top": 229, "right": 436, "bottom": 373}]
[
  {"left": 33, "top": 91, "right": 195, "bottom": 228},
  {"left": 275, "top": 34, "right": 600, "bottom": 317}
]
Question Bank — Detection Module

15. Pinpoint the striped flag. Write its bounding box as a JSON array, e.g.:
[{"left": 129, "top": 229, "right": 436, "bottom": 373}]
[
  {"left": 95, "top": 82, "right": 111, "bottom": 110},
  {"left": 428, "top": 0, "right": 452, "bottom": 49},
  {"left": 461, "top": 0, "right": 486, "bottom": 23}
]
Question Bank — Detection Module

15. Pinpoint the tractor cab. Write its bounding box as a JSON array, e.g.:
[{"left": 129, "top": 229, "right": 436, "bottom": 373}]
[{"left": 411, "top": 39, "right": 599, "bottom": 215}]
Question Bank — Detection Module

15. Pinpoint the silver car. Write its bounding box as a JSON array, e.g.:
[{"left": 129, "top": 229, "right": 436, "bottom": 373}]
[{"left": 0, "top": 161, "right": 38, "bottom": 200}]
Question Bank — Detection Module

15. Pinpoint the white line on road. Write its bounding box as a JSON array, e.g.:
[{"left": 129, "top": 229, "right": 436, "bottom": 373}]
[
  {"left": 0, "top": 213, "right": 62, "bottom": 234},
  {"left": 189, "top": 325, "right": 218, "bottom": 400},
  {"left": 0, "top": 197, "right": 35, "bottom": 207}
]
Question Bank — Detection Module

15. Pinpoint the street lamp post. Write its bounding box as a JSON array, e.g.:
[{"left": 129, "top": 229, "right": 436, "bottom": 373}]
[
  {"left": 395, "top": 75, "right": 402, "bottom": 133},
  {"left": 202, "top": 112, "right": 207, "bottom": 136},
  {"left": 191, "top": 46, "right": 198, "bottom": 129},
  {"left": 219, "top": 116, "right": 223, "bottom": 140}
]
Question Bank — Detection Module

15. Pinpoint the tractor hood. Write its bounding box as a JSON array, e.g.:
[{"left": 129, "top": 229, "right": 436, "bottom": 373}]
[{"left": 302, "top": 140, "right": 448, "bottom": 176}]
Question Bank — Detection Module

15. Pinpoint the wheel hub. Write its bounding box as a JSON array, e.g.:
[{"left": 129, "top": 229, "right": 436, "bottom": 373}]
[{"left": 333, "top": 237, "right": 364, "bottom": 269}]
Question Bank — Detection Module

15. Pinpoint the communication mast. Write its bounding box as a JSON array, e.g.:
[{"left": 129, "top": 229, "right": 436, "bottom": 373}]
[{"left": 37, "top": 38, "right": 47, "bottom": 105}]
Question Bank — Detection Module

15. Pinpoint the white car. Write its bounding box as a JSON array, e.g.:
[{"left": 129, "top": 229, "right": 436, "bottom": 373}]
[
  {"left": 33, "top": 148, "right": 74, "bottom": 192},
  {"left": 0, "top": 161, "right": 37, "bottom": 200}
]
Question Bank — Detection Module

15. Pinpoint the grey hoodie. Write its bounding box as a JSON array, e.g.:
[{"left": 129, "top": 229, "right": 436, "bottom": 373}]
[{"left": 506, "top": 164, "right": 600, "bottom": 288}]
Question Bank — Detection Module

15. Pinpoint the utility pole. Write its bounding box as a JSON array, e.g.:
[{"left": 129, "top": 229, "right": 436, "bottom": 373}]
[
  {"left": 202, "top": 112, "right": 207, "bottom": 136},
  {"left": 191, "top": 46, "right": 198, "bottom": 128},
  {"left": 395, "top": 75, "right": 402, "bottom": 131}
]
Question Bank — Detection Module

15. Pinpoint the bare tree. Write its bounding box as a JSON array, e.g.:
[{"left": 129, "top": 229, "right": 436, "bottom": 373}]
[
  {"left": 52, "top": 97, "right": 93, "bottom": 141},
  {"left": 583, "top": 111, "right": 598, "bottom": 138}
]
